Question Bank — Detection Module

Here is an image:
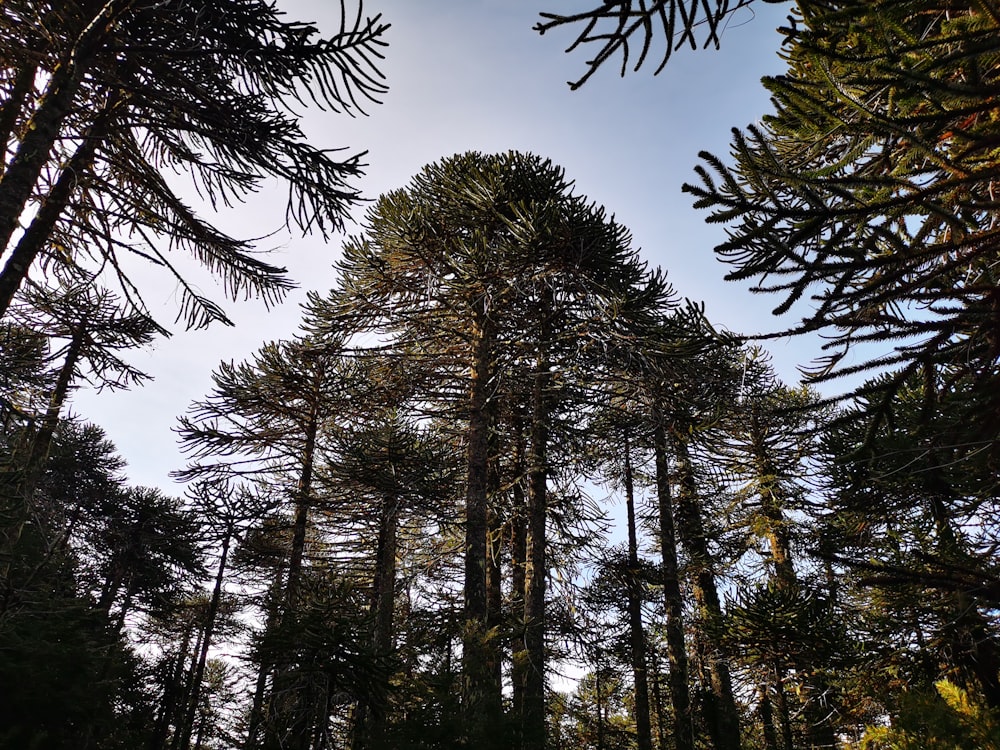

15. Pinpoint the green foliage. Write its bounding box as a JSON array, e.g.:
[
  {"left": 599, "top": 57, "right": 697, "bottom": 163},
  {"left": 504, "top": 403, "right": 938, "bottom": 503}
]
[
  {"left": 862, "top": 679, "right": 1000, "bottom": 750},
  {"left": 685, "top": 0, "right": 1000, "bottom": 414}
]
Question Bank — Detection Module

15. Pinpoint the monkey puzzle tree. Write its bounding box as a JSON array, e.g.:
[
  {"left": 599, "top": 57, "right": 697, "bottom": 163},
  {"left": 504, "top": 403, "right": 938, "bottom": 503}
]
[
  {"left": 819, "top": 366, "right": 1000, "bottom": 712},
  {"left": 0, "top": 0, "right": 388, "bottom": 328},
  {"left": 176, "top": 333, "right": 366, "bottom": 750},
  {"left": 323, "top": 150, "right": 675, "bottom": 749},
  {"left": 685, "top": 0, "right": 1000, "bottom": 429}
]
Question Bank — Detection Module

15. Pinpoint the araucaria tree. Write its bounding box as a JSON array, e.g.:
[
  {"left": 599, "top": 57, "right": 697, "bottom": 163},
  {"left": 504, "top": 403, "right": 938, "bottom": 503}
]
[
  {"left": 685, "top": 1, "right": 1000, "bottom": 419},
  {"left": 324, "top": 150, "right": 676, "bottom": 749},
  {"left": 0, "top": 0, "right": 388, "bottom": 328}
]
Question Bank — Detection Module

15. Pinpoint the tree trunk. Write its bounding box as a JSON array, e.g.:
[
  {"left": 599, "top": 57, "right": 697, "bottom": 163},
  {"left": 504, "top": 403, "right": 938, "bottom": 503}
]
[
  {"left": 0, "top": 63, "right": 38, "bottom": 178},
  {"left": 671, "top": 429, "right": 741, "bottom": 750},
  {"left": 623, "top": 430, "right": 653, "bottom": 750},
  {"left": 652, "top": 421, "right": 694, "bottom": 750},
  {"left": 177, "top": 525, "right": 232, "bottom": 750},
  {"left": 0, "top": 321, "right": 84, "bottom": 599},
  {"left": 353, "top": 493, "right": 399, "bottom": 750},
  {"left": 758, "top": 683, "right": 778, "bottom": 750},
  {"left": 0, "top": 107, "right": 106, "bottom": 317},
  {"left": 651, "top": 655, "right": 667, "bottom": 750},
  {"left": 462, "top": 313, "right": 501, "bottom": 746},
  {"left": 772, "top": 666, "right": 793, "bottom": 750},
  {"left": 245, "top": 564, "right": 285, "bottom": 750},
  {"left": 0, "top": 1, "right": 131, "bottom": 311},
  {"left": 522, "top": 318, "right": 551, "bottom": 750},
  {"left": 286, "top": 408, "right": 318, "bottom": 609},
  {"left": 509, "top": 413, "right": 528, "bottom": 746},
  {"left": 149, "top": 622, "right": 195, "bottom": 750}
]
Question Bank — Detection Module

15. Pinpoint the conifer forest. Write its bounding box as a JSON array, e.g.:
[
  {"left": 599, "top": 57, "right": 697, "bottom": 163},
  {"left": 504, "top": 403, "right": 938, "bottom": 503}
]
[{"left": 5, "top": 1, "right": 1000, "bottom": 748}]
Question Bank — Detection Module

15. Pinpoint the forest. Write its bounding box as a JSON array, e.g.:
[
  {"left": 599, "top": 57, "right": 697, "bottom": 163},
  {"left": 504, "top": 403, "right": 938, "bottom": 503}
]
[{"left": 2, "top": 1, "right": 1000, "bottom": 749}]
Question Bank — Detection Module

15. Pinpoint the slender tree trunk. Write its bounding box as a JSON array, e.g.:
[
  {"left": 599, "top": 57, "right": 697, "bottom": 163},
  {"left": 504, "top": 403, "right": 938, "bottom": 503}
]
[
  {"left": 462, "top": 313, "right": 501, "bottom": 746},
  {"left": 0, "top": 107, "right": 106, "bottom": 317},
  {"left": 353, "top": 493, "right": 399, "bottom": 750},
  {"left": 772, "top": 665, "right": 793, "bottom": 750},
  {"left": 171, "top": 627, "right": 205, "bottom": 750},
  {"left": 0, "top": 321, "right": 84, "bottom": 600},
  {"left": 486, "top": 414, "right": 504, "bottom": 711},
  {"left": 758, "top": 684, "right": 778, "bottom": 750},
  {"left": 245, "top": 564, "right": 285, "bottom": 750},
  {"left": 150, "top": 623, "right": 195, "bottom": 750},
  {"left": 651, "top": 655, "right": 667, "bottom": 750},
  {"left": 0, "top": 63, "right": 38, "bottom": 177},
  {"left": 595, "top": 664, "right": 606, "bottom": 750},
  {"left": 286, "top": 407, "right": 318, "bottom": 609},
  {"left": 623, "top": 431, "right": 653, "bottom": 750},
  {"left": 22, "top": 320, "right": 85, "bottom": 492},
  {"left": 262, "top": 375, "right": 322, "bottom": 750},
  {"left": 178, "top": 525, "right": 232, "bottom": 750},
  {"left": 671, "top": 429, "right": 741, "bottom": 750},
  {"left": 748, "top": 408, "right": 812, "bottom": 750},
  {"left": 522, "top": 307, "right": 551, "bottom": 750},
  {"left": 652, "top": 421, "right": 694, "bottom": 750},
  {"left": 509, "top": 413, "right": 528, "bottom": 746},
  {"left": 749, "top": 411, "right": 796, "bottom": 591}
]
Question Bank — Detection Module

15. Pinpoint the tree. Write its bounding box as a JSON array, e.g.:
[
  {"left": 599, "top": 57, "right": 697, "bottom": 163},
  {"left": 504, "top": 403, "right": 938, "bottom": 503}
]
[
  {"left": 685, "top": 1, "right": 1000, "bottom": 425},
  {"left": 713, "top": 352, "right": 841, "bottom": 749},
  {"left": 819, "top": 367, "right": 1000, "bottom": 712},
  {"left": 176, "top": 334, "right": 363, "bottom": 750},
  {"left": 324, "top": 150, "right": 675, "bottom": 749},
  {"left": 0, "top": 0, "right": 388, "bottom": 328}
]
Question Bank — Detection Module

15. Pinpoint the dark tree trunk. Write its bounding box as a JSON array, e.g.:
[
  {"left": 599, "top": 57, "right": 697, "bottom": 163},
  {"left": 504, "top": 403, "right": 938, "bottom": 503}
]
[
  {"left": 245, "top": 565, "right": 285, "bottom": 750},
  {"left": 353, "top": 493, "right": 399, "bottom": 750},
  {"left": 0, "top": 1, "right": 128, "bottom": 311},
  {"left": 462, "top": 314, "right": 501, "bottom": 747},
  {"left": 177, "top": 525, "right": 232, "bottom": 750},
  {"left": 623, "top": 431, "right": 653, "bottom": 750},
  {"left": 0, "top": 63, "right": 38, "bottom": 177},
  {"left": 671, "top": 430, "right": 741, "bottom": 750},
  {"left": 286, "top": 407, "right": 318, "bottom": 609},
  {"left": 651, "top": 656, "right": 667, "bottom": 750},
  {"left": 522, "top": 317, "right": 551, "bottom": 750},
  {"left": 150, "top": 622, "right": 195, "bottom": 750},
  {"left": 652, "top": 421, "right": 694, "bottom": 750},
  {"left": 0, "top": 107, "right": 105, "bottom": 318},
  {"left": 0, "top": 321, "right": 85, "bottom": 600},
  {"left": 508, "top": 410, "right": 528, "bottom": 747},
  {"left": 772, "top": 666, "right": 793, "bottom": 750},
  {"left": 758, "top": 683, "right": 778, "bottom": 750}
]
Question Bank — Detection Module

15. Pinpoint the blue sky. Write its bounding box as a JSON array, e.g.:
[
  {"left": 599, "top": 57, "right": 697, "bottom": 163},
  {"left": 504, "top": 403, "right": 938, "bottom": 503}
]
[{"left": 73, "top": 0, "right": 813, "bottom": 491}]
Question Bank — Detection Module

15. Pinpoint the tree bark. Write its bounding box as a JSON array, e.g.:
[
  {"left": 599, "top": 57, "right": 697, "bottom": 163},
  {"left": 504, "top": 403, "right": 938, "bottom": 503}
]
[
  {"left": 353, "top": 492, "right": 399, "bottom": 750},
  {"left": 671, "top": 429, "right": 741, "bottom": 750},
  {"left": 522, "top": 307, "right": 551, "bottom": 750},
  {"left": 623, "top": 430, "right": 653, "bottom": 750},
  {"left": 0, "top": 318, "right": 86, "bottom": 599},
  {"left": 0, "top": 63, "right": 38, "bottom": 178},
  {"left": 177, "top": 525, "right": 232, "bottom": 750},
  {"left": 462, "top": 313, "right": 501, "bottom": 747},
  {"left": 0, "top": 2, "right": 133, "bottom": 307},
  {"left": 0, "top": 104, "right": 107, "bottom": 318},
  {"left": 652, "top": 421, "right": 694, "bottom": 750},
  {"left": 509, "top": 424, "right": 528, "bottom": 746}
]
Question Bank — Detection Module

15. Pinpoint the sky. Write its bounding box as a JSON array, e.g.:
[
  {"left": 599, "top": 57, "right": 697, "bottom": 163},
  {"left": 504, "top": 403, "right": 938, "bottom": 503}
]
[{"left": 71, "top": 0, "right": 810, "bottom": 493}]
